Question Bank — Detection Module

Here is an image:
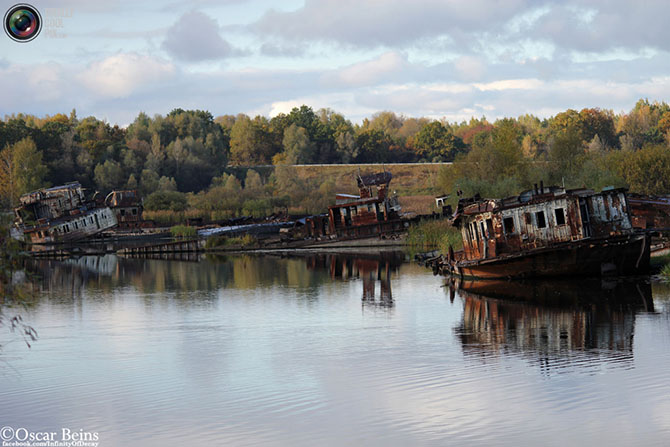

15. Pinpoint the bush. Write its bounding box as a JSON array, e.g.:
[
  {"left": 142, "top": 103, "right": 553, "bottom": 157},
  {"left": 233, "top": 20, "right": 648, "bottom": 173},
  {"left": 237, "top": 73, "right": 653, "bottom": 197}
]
[
  {"left": 170, "top": 225, "right": 197, "bottom": 238},
  {"left": 661, "top": 262, "right": 670, "bottom": 279},
  {"left": 204, "top": 233, "right": 257, "bottom": 249},
  {"left": 407, "top": 219, "right": 462, "bottom": 254},
  {"left": 144, "top": 191, "right": 188, "bottom": 212}
]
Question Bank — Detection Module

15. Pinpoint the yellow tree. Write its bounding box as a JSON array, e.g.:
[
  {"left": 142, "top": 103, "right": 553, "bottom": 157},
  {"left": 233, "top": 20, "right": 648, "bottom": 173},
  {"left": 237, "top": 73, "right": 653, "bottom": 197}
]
[
  {"left": 0, "top": 137, "right": 48, "bottom": 208},
  {"left": 0, "top": 145, "right": 15, "bottom": 207}
]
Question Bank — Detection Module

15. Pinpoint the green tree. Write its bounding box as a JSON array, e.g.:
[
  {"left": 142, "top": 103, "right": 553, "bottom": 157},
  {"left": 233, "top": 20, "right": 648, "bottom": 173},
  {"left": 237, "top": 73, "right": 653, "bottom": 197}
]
[
  {"left": 413, "top": 121, "right": 465, "bottom": 161},
  {"left": 144, "top": 190, "right": 188, "bottom": 211},
  {"left": 230, "top": 115, "right": 277, "bottom": 165},
  {"left": 94, "top": 160, "right": 124, "bottom": 192},
  {"left": 158, "top": 176, "right": 178, "bottom": 192},
  {"left": 281, "top": 124, "right": 315, "bottom": 164},
  {"left": 0, "top": 137, "right": 48, "bottom": 207}
]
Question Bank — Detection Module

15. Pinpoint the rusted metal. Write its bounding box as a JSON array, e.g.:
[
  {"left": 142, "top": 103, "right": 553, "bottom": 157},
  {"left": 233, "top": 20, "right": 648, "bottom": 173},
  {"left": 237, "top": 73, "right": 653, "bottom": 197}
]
[
  {"left": 628, "top": 193, "right": 670, "bottom": 229},
  {"left": 13, "top": 183, "right": 117, "bottom": 243},
  {"left": 105, "top": 190, "right": 149, "bottom": 229},
  {"left": 327, "top": 171, "right": 404, "bottom": 239},
  {"left": 437, "top": 185, "right": 650, "bottom": 279}
]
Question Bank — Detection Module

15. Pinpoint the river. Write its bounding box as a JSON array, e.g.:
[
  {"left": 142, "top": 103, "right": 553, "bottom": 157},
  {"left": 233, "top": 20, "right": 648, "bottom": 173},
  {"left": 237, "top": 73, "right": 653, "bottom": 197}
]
[{"left": 1, "top": 252, "right": 670, "bottom": 446}]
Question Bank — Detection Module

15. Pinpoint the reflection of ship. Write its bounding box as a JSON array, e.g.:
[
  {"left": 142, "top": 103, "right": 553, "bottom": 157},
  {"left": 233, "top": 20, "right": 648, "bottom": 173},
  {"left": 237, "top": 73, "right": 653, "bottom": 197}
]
[
  {"left": 304, "top": 251, "right": 405, "bottom": 307},
  {"left": 453, "top": 278, "right": 654, "bottom": 371},
  {"left": 28, "top": 255, "right": 119, "bottom": 297}
]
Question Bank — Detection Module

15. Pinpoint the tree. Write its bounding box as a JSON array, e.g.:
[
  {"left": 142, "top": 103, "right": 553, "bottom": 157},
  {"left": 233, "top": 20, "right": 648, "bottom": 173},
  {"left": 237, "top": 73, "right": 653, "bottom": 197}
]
[
  {"left": 413, "top": 121, "right": 465, "bottom": 161},
  {"left": 94, "top": 160, "right": 124, "bottom": 192},
  {"left": 355, "top": 128, "right": 393, "bottom": 163},
  {"left": 230, "top": 115, "right": 277, "bottom": 165},
  {"left": 0, "top": 137, "right": 48, "bottom": 207},
  {"left": 144, "top": 190, "right": 188, "bottom": 211},
  {"left": 126, "top": 173, "right": 138, "bottom": 189},
  {"left": 244, "top": 169, "right": 263, "bottom": 192},
  {"left": 281, "top": 124, "right": 315, "bottom": 164}
]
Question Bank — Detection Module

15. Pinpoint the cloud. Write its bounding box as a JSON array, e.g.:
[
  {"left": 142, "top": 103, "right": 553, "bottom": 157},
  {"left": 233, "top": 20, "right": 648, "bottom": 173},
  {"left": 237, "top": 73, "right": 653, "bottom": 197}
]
[
  {"left": 454, "top": 56, "right": 486, "bottom": 81},
  {"left": 78, "top": 53, "right": 175, "bottom": 98},
  {"left": 162, "top": 11, "right": 235, "bottom": 61},
  {"left": 322, "top": 52, "right": 409, "bottom": 87},
  {"left": 250, "top": 0, "right": 670, "bottom": 66},
  {"left": 253, "top": 0, "right": 532, "bottom": 48},
  {"left": 526, "top": 1, "right": 670, "bottom": 53},
  {"left": 259, "top": 43, "right": 306, "bottom": 57}
]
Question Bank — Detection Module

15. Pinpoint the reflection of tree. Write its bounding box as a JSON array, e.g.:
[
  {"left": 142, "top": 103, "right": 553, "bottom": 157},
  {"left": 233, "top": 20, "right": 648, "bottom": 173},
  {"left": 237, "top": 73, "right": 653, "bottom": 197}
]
[
  {"left": 26, "top": 252, "right": 407, "bottom": 314},
  {"left": 1, "top": 226, "right": 38, "bottom": 353},
  {"left": 453, "top": 279, "right": 655, "bottom": 373},
  {"left": 28, "top": 254, "right": 338, "bottom": 299}
]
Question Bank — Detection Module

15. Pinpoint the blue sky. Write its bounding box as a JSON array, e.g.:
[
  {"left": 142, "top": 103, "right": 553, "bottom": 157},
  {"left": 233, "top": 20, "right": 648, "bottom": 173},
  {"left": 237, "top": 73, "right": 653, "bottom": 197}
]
[{"left": 1, "top": 0, "right": 669, "bottom": 125}]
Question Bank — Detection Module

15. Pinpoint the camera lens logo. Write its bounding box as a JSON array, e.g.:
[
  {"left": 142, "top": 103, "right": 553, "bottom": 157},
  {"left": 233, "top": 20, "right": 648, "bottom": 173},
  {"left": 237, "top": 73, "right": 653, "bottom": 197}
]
[{"left": 4, "top": 3, "right": 41, "bottom": 42}]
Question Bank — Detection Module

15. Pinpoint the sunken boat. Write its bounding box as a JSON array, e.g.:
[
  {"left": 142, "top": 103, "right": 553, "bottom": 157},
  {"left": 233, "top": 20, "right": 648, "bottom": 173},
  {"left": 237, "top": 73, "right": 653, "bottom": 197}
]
[
  {"left": 440, "top": 184, "right": 650, "bottom": 279},
  {"left": 13, "top": 182, "right": 117, "bottom": 244},
  {"left": 288, "top": 171, "right": 409, "bottom": 244}
]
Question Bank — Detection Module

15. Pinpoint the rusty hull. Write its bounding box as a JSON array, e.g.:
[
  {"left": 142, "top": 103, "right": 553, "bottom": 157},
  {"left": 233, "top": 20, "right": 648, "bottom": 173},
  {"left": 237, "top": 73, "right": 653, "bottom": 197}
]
[
  {"left": 453, "top": 233, "right": 650, "bottom": 279},
  {"left": 444, "top": 186, "right": 649, "bottom": 279}
]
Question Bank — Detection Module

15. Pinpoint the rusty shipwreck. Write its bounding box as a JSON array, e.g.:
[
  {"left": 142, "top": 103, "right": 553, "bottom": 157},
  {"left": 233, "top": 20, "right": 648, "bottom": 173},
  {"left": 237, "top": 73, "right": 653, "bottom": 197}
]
[
  {"left": 439, "top": 185, "right": 650, "bottom": 279},
  {"left": 284, "top": 171, "right": 409, "bottom": 244},
  {"left": 13, "top": 182, "right": 117, "bottom": 244}
]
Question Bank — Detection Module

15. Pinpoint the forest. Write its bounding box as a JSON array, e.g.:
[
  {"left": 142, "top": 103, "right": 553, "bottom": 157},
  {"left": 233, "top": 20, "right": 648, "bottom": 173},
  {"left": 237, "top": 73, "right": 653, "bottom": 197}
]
[{"left": 1, "top": 100, "right": 670, "bottom": 222}]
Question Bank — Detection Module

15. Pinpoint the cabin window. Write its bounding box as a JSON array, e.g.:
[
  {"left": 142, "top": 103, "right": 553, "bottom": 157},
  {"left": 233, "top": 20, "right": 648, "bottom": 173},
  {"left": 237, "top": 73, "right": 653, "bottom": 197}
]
[
  {"left": 480, "top": 221, "right": 486, "bottom": 239},
  {"left": 524, "top": 212, "right": 532, "bottom": 225},
  {"left": 503, "top": 217, "right": 515, "bottom": 234},
  {"left": 74, "top": 222, "right": 78, "bottom": 229},
  {"left": 486, "top": 219, "right": 494, "bottom": 237},
  {"left": 132, "top": 208, "right": 138, "bottom": 215},
  {"left": 555, "top": 208, "right": 566, "bottom": 225},
  {"left": 472, "top": 222, "right": 479, "bottom": 240},
  {"left": 535, "top": 211, "right": 546, "bottom": 228},
  {"left": 120, "top": 209, "right": 126, "bottom": 216}
]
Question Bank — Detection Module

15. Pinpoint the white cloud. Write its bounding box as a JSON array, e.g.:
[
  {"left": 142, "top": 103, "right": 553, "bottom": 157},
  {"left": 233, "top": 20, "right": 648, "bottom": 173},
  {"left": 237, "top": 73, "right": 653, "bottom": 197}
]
[
  {"left": 474, "top": 79, "right": 544, "bottom": 91},
  {"left": 78, "top": 53, "right": 175, "bottom": 98},
  {"left": 454, "top": 56, "right": 486, "bottom": 81},
  {"left": 323, "top": 52, "right": 408, "bottom": 87}
]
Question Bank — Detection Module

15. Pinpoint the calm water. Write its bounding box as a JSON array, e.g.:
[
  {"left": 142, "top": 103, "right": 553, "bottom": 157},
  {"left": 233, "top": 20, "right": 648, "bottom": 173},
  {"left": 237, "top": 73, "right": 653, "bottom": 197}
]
[{"left": 2, "top": 252, "right": 670, "bottom": 446}]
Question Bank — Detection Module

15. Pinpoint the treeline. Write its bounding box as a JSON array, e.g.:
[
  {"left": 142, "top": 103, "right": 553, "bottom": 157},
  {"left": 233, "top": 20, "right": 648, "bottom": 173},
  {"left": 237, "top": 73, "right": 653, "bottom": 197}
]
[
  {"left": 2, "top": 100, "right": 670, "bottom": 219},
  {"left": 438, "top": 99, "right": 670, "bottom": 200}
]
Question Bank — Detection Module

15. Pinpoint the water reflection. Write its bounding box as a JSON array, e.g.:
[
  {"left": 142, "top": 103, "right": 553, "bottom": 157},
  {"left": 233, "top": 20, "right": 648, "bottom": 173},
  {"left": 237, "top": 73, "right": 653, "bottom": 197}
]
[
  {"left": 27, "top": 251, "right": 406, "bottom": 309},
  {"left": 453, "top": 278, "right": 655, "bottom": 374},
  {"left": 303, "top": 252, "right": 404, "bottom": 309}
]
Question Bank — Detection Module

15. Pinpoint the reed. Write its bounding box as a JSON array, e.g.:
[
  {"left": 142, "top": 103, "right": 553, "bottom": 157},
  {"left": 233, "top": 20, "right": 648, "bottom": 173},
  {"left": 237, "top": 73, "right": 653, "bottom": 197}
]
[{"left": 406, "top": 219, "right": 462, "bottom": 254}]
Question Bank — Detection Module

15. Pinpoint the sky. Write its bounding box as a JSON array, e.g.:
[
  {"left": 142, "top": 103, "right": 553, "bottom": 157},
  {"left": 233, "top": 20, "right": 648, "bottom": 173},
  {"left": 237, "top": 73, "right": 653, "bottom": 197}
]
[{"left": 1, "top": 0, "right": 669, "bottom": 126}]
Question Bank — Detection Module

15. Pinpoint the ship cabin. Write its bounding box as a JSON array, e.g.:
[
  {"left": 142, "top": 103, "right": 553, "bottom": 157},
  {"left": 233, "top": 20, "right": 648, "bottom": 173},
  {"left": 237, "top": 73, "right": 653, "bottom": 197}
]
[
  {"left": 105, "top": 190, "right": 144, "bottom": 229},
  {"left": 327, "top": 171, "right": 403, "bottom": 238},
  {"left": 15, "top": 182, "right": 86, "bottom": 223},
  {"left": 453, "top": 185, "right": 633, "bottom": 262},
  {"left": 14, "top": 182, "right": 117, "bottom": 243}
]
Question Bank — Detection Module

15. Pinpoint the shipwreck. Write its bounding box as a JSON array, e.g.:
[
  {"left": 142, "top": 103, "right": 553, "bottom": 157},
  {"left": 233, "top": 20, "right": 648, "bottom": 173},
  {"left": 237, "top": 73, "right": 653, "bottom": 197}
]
[
  {"left": 437, "top": 184, "right": 650, "bottom": 279},
  {"left": 288, "top": 171, "right": 409, "bottom": 244},
  {"left": 13, "top": 182, "right": 117, "bottom": 244}
]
